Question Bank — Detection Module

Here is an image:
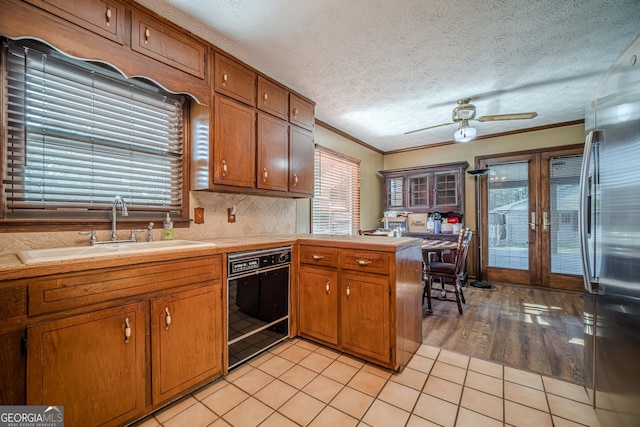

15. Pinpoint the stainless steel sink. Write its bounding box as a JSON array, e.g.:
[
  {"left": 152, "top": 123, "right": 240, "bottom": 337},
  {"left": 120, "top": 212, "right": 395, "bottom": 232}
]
[{"left": 17, "top": 240, "right": 216, "bottom": 264}]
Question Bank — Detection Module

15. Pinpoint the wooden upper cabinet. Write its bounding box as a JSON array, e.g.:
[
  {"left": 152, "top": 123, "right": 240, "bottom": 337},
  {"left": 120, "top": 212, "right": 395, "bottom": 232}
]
[
  {"left": 214, "top": 53, "right": 256, "bottom": 106},
  {"left": 130, "top": 9, "right": 207, "bottom": 79},
  {"left": 257, "top": 76, "right": 288, "bottom": 120},
  {"left": 381, "top": 161, "right": 469, "bottom": 214},
  {"left": 290, "top": 94, "right": 315, "bottom": 130},
  {"left": 24, "top": 0, "right": 127, "bottom": 44},
  {"left": 213, "top": 95, "right": 256, "bottom": 188},
  {"left": 289, "top": 126, "right": 314, "bottom": 195},
  {"left": 257, "top": 113, "right": 289, "bottom": 192}
]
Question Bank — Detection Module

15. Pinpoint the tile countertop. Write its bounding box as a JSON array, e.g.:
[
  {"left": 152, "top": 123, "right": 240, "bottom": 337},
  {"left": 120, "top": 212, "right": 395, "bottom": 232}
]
[{"left": 0, "top": 234, "right": 423, "bottom": 281}]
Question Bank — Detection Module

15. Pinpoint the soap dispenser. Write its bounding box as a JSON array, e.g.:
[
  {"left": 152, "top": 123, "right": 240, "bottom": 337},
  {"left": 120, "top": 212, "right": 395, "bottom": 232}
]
[{"left": 162, "top": 213, "right": 174, "bottom": 240}]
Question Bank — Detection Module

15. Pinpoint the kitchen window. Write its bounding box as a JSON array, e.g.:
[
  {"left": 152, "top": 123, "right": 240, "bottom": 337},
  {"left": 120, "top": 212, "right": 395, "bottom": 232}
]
[
  {"left": 312, "top": 145, "right": 360, "bottom": 235},
  {"left": 1, "top": 39, "right": 186, "bottom": 225}
]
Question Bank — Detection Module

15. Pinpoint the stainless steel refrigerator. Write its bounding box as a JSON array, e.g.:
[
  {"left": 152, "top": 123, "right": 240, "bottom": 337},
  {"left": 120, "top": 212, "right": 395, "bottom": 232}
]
[{"left": 580, "top": 34, "right": 640, "bottom": 427}]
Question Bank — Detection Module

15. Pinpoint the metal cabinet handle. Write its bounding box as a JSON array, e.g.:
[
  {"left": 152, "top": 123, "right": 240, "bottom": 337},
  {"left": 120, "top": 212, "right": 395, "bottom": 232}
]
[
  {"left": 105, "top": 5, "right": 112, "bottom": 27},
  {"left": 263, "top": 92, "right": 268, "bottom": 104},
  {"left": 293, "top": 174, "right": 298, "bottom": 186},
  {"left": 346, "top": 283, "right": 351, "bottom": 299},
  {"left": 311, "top": 255, "right": 325, "bottom": 260},
  {"left": 165, "top": 307, "right": 172, "bottom": 330},
  {"left": 325, "top": 279, "right": 330, "bottom": 294},
  {"left": 356, "top": 259, "right": 372, "bottom": 266},
  {"left": 222, "top": 71, "right": 228, "bottom": 87},
  {"left": 222, "top": 159, "right": 227, "bottom": 177},
  {"left": 529, "top": 212, "right": 536, "bottom": 230},
  {"left": 144, "top": 27, "right": 150, "bottom": 44},
  {"left": 263, "top": 168, "right": 268, "bottom": 182},
  {"left": 292, "top": 107, "right": 299, "bottom": 118},
  {"left": 124, "top": 318, "right": 131, "bottom": 344}
]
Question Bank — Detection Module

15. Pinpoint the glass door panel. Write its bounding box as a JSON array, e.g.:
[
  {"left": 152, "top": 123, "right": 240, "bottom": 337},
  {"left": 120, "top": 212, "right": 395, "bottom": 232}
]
[
  {"left": 385, "top": 177, "right": 404, "bottom": 208},
  {"left": 548, "top": 155, "right": 582, "bottom": 275},
  {"left": 433, "top": 171, "right": 458, "bottom": 208},
  {"left": 541, "top": 148, "right": 585, "bottom": 290},
  {"left": 487, "top": 161, "right": 530, "bottom": 270},
  {"left": 408, "top": 174, "right": 430, "bottom": 208}
]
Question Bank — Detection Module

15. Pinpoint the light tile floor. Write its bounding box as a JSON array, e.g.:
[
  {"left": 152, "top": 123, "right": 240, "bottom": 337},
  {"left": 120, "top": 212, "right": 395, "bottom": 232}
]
[{"left": 131, "top": 338, "right": 600, "bottom": 427}]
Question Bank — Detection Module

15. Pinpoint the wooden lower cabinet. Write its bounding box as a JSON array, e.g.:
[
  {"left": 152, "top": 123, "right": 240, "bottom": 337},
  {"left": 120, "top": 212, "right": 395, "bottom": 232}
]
[
  {"left": 340, "top": 272, "right": 390, "bottom": 364},
  {"left": 151, "top": 285, "right": 223, "bottom": 404},
  {"left": 27, "top": 302, "right": 147, "bottom": 427},
  {"left": 298, "top": 266, "right": 338, "bottom": 345},
  {"left": 298, "top": 242, "right": 423, "bottom": 371},
  {"left": 24, "top": 254, "right": 223, "bottom": 426}
]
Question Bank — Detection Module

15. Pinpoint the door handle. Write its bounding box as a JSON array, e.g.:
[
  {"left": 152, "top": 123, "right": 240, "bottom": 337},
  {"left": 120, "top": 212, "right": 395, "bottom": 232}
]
[
  {"left": 543, "top": 212, "right": 550, "bottom": 230},
  {"left": 165, "top": 307, "right": 172, "bottom": 331},
  {"left": 529, "top": 212, "right": 536, "bottom": 230},
  {"left": 325, "top": 279, "right": 330, "bottom": 294}
]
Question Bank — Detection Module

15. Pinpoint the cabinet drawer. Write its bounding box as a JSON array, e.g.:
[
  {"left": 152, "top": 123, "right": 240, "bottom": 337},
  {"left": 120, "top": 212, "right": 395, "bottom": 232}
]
[
  {"left": 257, "top": 76, "right": 288, "bottom": 120},
  {"left": 290, "top": 94, "right": 314, "bottom": 130},
  {"left": 339, "top": 250, "right": 390, "bottom": 275},
  {"left": 25, "top": 0, "right": 127, "bottom": 45},
  {"left": 29, "top": 256, "right": 222, "bottom": 316},
  {"left": 214, "top": 53, "right": 256, "bottom": 106},
  {"left": 299, "top": 245, "right": 338, "bottom": 268},
  {"left": 131, "top": 10, "right": 207, "bottom": 79}
]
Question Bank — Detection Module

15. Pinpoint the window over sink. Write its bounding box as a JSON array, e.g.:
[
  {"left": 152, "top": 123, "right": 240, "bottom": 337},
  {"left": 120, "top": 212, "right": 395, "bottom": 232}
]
[{"left": 1, "top": 38, "right": 187, "bottom": 225}]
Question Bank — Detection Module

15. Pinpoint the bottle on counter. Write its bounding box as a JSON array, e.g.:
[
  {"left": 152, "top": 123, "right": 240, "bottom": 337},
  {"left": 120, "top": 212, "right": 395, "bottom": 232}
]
[{"left": 162, "top": 213, "right": 174, "bottom": 240}]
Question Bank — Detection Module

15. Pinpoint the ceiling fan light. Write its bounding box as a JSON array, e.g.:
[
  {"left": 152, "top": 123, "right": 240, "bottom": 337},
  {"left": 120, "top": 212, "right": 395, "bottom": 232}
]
[{"left": 454, "top": 124, "right": 476, "bottom": 142}]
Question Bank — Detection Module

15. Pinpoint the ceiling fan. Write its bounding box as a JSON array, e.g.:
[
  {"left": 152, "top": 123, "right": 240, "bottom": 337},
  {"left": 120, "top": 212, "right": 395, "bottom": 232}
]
[{"left": 405, "top": 98, "right": 538, "bottom": 142}]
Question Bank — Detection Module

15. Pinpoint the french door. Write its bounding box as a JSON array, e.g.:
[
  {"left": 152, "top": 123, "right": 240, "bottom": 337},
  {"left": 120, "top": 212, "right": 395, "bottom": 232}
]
[{"left": 478, "top": 146, "right": 584, "bottom": 290}]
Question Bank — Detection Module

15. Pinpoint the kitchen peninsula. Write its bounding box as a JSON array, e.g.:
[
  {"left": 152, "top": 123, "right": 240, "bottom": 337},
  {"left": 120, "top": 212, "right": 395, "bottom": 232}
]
[{"left": 0, "top": 234, "right": 423, "bottom": 427}]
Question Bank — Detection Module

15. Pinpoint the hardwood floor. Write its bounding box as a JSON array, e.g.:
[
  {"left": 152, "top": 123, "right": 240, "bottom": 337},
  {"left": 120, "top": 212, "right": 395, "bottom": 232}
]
[{"left": 422, "top": 282, "right": 586, "bottom": 385}]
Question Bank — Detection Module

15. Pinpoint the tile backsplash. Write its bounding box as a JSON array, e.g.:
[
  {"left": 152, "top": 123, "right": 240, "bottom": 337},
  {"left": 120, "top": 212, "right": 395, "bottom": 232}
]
[{"left": 0, "top": 192, "right": 299, "bottom": 255}]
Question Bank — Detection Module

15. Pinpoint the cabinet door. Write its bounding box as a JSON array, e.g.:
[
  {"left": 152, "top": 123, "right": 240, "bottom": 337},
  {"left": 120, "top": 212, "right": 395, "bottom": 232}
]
[
  {"left": 151, "top": 285, "right": 222, "bottom": 404},
  {"left": 131, "top": 10, "right": 207, "bottom": 79},
  {"left": 25, "top": 0, "right": 127, "bottom": 44},
  {"left": 257, "top": 76, "right": 288, "bottom": 120},
  {"left": 299, "top": 266, "right": 339, "bottom": 345},
  {"left": 214, "top": 53, "right": 256, "bottom": 106},
  {"left": 433, "top": 170, "right": 461, "bottom": 211},
  {"left": 384, "top": 176, "right": 405, "bottom": 210},
  {"left": 289, "top": 126, "right": 314, "bottom": 195},
  {"left": 27, "top": 303, "right": 146, "bottom": 427},
  {"left": 340, "top": 272, "right": 390, "bottom": 364},
  {"left": 408, "top": 173, "right": 432, "bottom": 209},
  {"left": 257, "top": 112, "right": 289, "bottom": 192},
  {"left": 213, "top": 94, "right": 256, "bottom": 188},
  {"left": 289, "top": 94, "right": 314, "bottom": 130}
]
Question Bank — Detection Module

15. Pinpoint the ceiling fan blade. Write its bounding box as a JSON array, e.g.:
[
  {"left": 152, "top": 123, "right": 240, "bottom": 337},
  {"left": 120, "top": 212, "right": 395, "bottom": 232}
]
[
  {"left": 404, "top": 122, "right": 454, "bottom": 135},
  {"left": 476, "top": 112, "right": 537, "bottom": 122}
]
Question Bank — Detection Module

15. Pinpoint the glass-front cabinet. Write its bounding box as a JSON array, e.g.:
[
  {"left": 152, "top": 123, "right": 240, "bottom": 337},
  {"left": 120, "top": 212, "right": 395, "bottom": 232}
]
[
  {"left": 380, "top": 161, "right": 468, "bottom": 214},
  {"left": 385, "top": 176, "right": 404, "bottom": 209}
]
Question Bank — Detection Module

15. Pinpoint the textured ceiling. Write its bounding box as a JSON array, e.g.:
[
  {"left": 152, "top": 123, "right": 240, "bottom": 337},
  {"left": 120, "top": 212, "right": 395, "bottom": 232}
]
[{"left": 135, "top": 0, "right": 640, "bottom": 153}]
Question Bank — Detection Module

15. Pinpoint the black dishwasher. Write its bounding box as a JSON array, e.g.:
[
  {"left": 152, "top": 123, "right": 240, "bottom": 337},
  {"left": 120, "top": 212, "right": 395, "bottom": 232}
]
[{"left": 227, "top": 246, "right": 291, "bottom": 369}]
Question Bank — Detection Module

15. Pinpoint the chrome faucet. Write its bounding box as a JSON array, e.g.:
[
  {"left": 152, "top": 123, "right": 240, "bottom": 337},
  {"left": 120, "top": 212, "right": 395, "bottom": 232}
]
[{"left": 111, "top": 196, "right": 128, "bottom": 241}]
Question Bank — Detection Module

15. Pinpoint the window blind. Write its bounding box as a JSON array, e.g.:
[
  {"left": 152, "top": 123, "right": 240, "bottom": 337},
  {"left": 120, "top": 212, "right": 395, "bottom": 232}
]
[
  {"left": 312, "top": 146, "right": 360, "bottom": 235},
  {"left": 2, "top": 39, "right": 184, "bottom": 219}
]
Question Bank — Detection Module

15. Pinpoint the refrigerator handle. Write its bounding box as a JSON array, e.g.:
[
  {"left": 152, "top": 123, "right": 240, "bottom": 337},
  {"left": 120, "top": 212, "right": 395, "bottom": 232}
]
[{"left": 579, "top": 130, "right": 601, "bottom": 294}]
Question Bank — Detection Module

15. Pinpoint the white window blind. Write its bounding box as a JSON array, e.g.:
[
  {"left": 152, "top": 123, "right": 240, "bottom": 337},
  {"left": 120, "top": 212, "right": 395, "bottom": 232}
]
[
  {"left": 312, "top": 146, "right": 360, "bottom": 235},
  {"left": 2, "top": 39, "right": 184, "bottom": 219}
]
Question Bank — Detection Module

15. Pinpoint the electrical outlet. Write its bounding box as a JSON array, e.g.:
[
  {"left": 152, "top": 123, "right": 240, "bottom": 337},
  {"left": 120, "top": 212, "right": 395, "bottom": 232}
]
[
  {"left": 194, "top": 207, "right": 204, "bottom": 224},
  {"left": 227, "top": 207, "right": 236, "bottom": 223}
]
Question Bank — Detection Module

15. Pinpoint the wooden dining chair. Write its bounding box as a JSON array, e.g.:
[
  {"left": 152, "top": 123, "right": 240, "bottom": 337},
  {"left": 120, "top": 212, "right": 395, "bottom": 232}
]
[{"left": 423, "top": 228, "right": 473, "bottom": 314}]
